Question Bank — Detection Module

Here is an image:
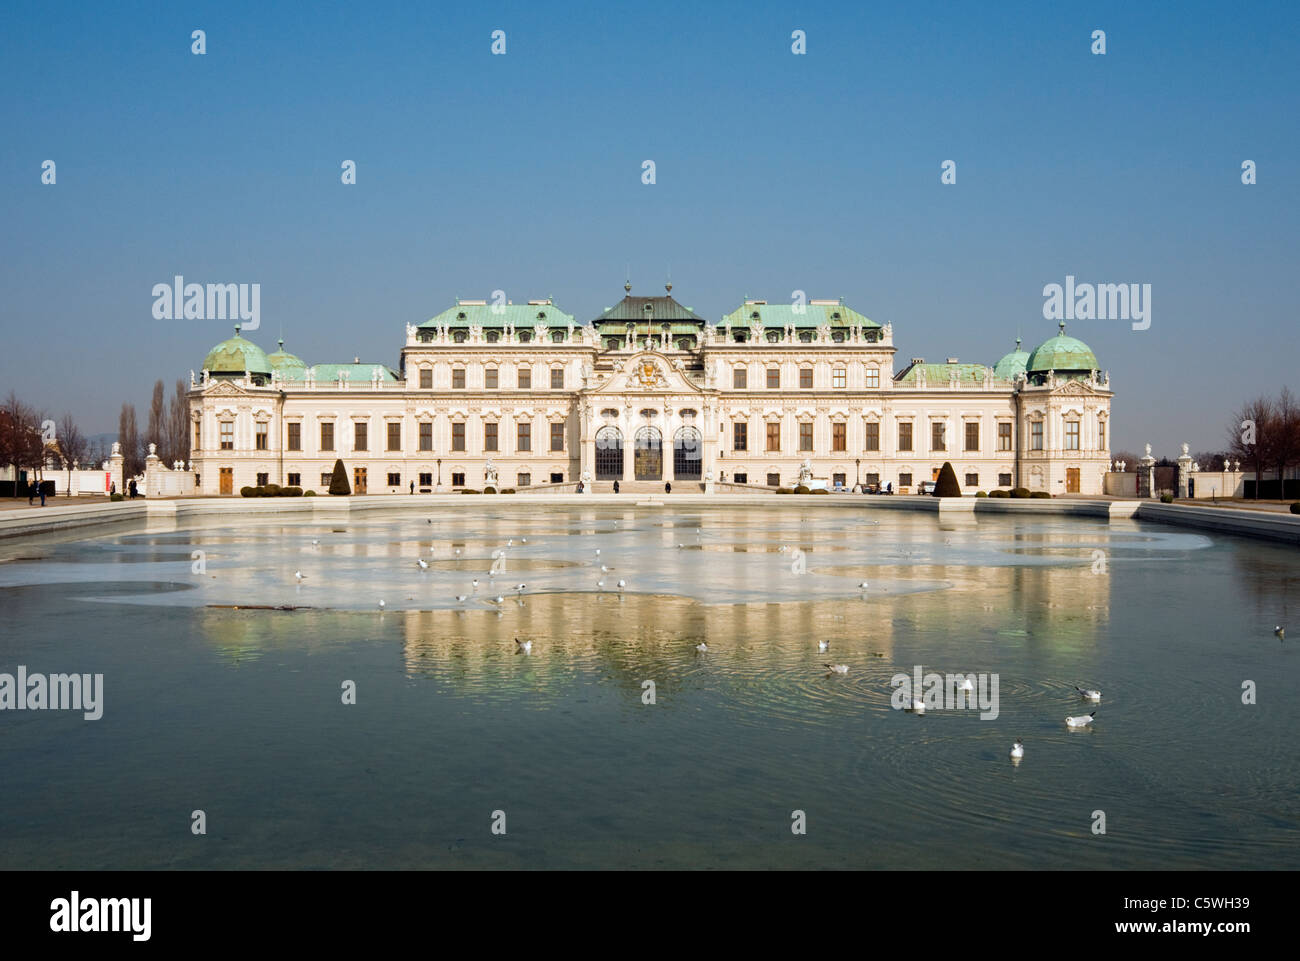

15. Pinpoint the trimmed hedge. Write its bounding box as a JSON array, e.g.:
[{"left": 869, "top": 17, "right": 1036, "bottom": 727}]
[
  {"left": 776, "top": 487, "right": 793, "bottom": 494},
  {"left": 1031, "top": 491, "right": 1051, "bottom": 499},
  {"left": 110, "top": 492, "right": 124, "bottom": 502},
  {"left": 812, "top": 488, "right": 829, "bottom": 494},
  {"left": 933, "top": 462, "right": 961, "bottom": 498},
  {"left": 460, "top": 489, "right": 481, "bottom": 494},
  {"left": 304, "top": 490, "right": 316, "bottom": 496},
  {"left": 483, "top": 486, "right": 497, "bottom": 494},
  {"left": 794, "top": 485, "right": 811, "bottom": 494},
  {"left": 328, "top": 459, "right": 350, "bottom": 496},
  {"left": 500, "top": 488, "right": 516, "bottom": 494},
  {"left": 975, "top": 491, "right": 988, "bottom": 497},
  {"left": 1010, "top": 488, "right": 1031, "bottom": 499},
  {"left": 241, "top": 485, "right": 305, "bottom": 498},
  {"left": 1291, "top": 502, "right": 1300, "bottom": 514},
  {"left": 1160, "top": 493, "right": 1174, "bottom": 503}
]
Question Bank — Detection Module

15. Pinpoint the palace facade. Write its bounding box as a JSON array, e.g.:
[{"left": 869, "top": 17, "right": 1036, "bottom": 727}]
[{"left": 188, "top": 285, "right": 1113, "bottom": 495}]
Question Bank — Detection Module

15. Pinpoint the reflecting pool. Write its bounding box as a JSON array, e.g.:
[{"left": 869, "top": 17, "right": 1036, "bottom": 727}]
[{"left": 1, "top": 505, "right": 1297, "bottom": 869}]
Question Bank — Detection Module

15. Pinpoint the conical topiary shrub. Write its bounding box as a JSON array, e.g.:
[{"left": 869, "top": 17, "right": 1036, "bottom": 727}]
[
  {"left": 932, "top": 462, "right": 962, "bottom": 497},
  {"left": 328, "top": 459, "right": 351, "bottom": 496}
]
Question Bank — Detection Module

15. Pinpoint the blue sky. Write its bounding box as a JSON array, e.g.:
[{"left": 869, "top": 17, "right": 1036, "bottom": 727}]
[{"left": 2, "top": 0, "right": 1297, "bottom": 452}]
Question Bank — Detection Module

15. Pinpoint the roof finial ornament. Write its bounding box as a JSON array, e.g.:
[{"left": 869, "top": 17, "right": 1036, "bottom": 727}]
[
  {"left": 624, "top": 279, "right": 632, "bottom": 293},
  {"left": 278, "top": 337, "right": 284, "bottom": 349},
  {"left": 234, "top": 324, "right": 241, "bottom": 336},
  {"left": 1059, "top": 320, "right": 1066, "bottom": 335}
]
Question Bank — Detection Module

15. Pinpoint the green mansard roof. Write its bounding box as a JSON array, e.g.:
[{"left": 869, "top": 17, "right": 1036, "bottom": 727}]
[
  {"left": 419, "top": 299, "right": 576, "bottom": 329},
  {"left": 894, "top": 360, "right": 991, "bottom": 385},
  {"left": 719, "top": 300, "right": 881, "bottom": 330},
  {"left": 591, "top": 286, "right": 709, "bottom": 333},
  {"left": 309, "top": 363, "right": 401, "bottom": 383}
]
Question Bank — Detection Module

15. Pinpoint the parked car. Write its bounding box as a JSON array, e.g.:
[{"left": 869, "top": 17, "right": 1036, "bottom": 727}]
[{"left": 917, "top": 480, "right": 937, "bottom": 494}]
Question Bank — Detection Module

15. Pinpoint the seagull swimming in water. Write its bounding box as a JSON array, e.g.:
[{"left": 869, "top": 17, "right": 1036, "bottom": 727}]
[
  {"left": 417, "top": 558, "right": 428, "bottom": 570},
  {"left": 617, "top": 579, "right": 626, "bottom": 590},
  {"left": 311, "top": 539, "right": 319, "bottom": 547},
  {"left": 597, "top": 580, "right": 605, "bottom": 590},
  {"left": 471, "top": 579, "right": 479, "bottom": 590},
  {"left": 514, "top": 638, "right": 532, "bottom": 654},
  {"left": 696, "top": 642, "right": 708, "bottom": 653},
  {"left": 515, "top": 583, "right": 526, "bottom": 595},
  {"left": 858, "top": 581, "right": 869, "bottom": 590},
  {"left": 294, "top": 571, "right": 306, "bottom": 581},
  {"left": 1066, "top": 711, "right": 1096, "bottom": 728},
  {"left": 521, "top": 538, "right": 527, "bottom": 544},
  {"left": 494, "top": 595, "right": 504, "bottom": 605},
  {"left": 905, "top": 698, "right": 926, "bottom": 714},
  {"left": 956, "top": 677, "right": 974, "bottom": 693},
  {"left": 455, "top": 594, "right": 467, "bottom": 603},
  {"left": 825, "top": 663, "right": 849, "bottom": 675},
  {"left": 1075, "top": 685, "right": 1102, "bottom": 701},
  {"left": 378, "top": 599, "right": 386, "bottom": 609},
  {"left": 1010, "top": 739, "right": 1024, "bottom": 760},
  {"left": 1275, "top": 625, "right": 1285, "bottom": 640},
  {"left": 818, "top": 640, "right": 829, "bottom": 652}
]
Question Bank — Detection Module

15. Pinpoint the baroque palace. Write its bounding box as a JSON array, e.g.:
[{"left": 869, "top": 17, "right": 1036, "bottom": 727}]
[{"left": 189, "top": 284, "right": 1113, "bottom": 495}]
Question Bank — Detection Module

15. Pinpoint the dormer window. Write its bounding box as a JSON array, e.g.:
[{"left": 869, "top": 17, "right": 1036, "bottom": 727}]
[
  {"left": 453, "top": 330, "right": 467, "bottom": 343},
  {"left": 486, "top": 329, "right": 500, "bottom": 343},
  {"left": 799, "top": 330, "right": 813, "bottom": 343},
  {"left": 766, "top": 330, "right": 780, "bottom": 343}
]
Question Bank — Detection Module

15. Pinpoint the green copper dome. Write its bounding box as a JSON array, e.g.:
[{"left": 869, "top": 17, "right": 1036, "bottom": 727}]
[
  {"left": 1026, "top": 323, "right": 1099, "bottom": 374},
  {"left": 203, "top": 326, "right": 272, "bottom": 377},
  {"left": 993, "top": 338, "right": 1030, "bottom": 380},
  {"left": 267, "top": 338, "right": 307, "bottom": 380}
]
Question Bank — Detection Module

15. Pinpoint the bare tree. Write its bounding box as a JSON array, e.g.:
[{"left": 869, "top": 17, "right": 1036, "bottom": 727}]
[
  {"left": 146, "top": 380, "right": 166, "bottom": 462},
  {"left": 57, "top": 412, "right": 88, "bottom": 490},
  {"left": 1, "top": 392, "right": 33, "bottom": 496},
  {"left": 1112, "top": 450, "right": 1141, "bottom": 469},
  {"left": 168, "top": 378, "right": 190, "bottom": 465},
  {"left": 1228, "top": 396, "right": 1274, "bottom": 499},
  {"left": 1269, "top": 387, "right": 1300, "bottom": 498},
  {"left": 118, "top": 403, "right": 141, "bottom": 479}
]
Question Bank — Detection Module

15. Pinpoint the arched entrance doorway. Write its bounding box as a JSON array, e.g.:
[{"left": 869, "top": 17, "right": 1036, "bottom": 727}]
[
  {"left": 634, "top": 427, "right": 662, "bottom": 480},
  {"left": 673, "top": 427, "right": 702, "bottom": 480},
  {"left": 595, "top": 426, "right": 623, "bottom": 480}
]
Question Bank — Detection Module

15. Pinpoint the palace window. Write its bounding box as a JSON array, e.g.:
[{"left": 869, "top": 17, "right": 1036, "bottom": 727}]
[
  {"left": 518, "top": 366, "right": 531, "bottom": 389},
  {"left": 998, "top": 422, "right": 1012, "bottom": 451},
  {"left": 486, "top": 330, "right": 500, "bottom": 343},
  {"left": 419, "top": 473, "right": 433, "bottom": 487},
  {"left": 766, "top": 423, "right": 780, "bottom": 452},
  {"left": 387, "top": 473, "right": 401, "bottom": 487},
  {"left": 485, "top": 368, "right": 498, "bottom": 389},
  {"left": 551, "top": 329, "right": 565, "bottom": 343},
  {"left": 898, "top": 422, "right": 912, "bottom": 451},
  {"left": 767, "top": 472, "right": 780, "bottom": 487},
  {"left": 255, "top": 422, "right": 268, "bottom": 450},
  {"left": 517, "top": 422, "right": 531, "bottom": 452},
  {"left": 965, "top": 422, "right": 980, "bottom": 451},
  {"left": 451, "top": 472, "right": 465, "bottom": 487},
  {"left": 354, "top": 422, "right": 367, "bottom": 452},
  {"left": 387, "top": 423, "right": 401, "bottom": 451},
  {"left": 287, "top": 473, "right": 301, "bottom": 487},
  {"left": 452, "top": 368, "right": 465, "bottom": 389},
  {"left": 733, "top": 330, "right": 748, "bottom": 343},
  {"left": 550, "top": 472, "right": 563, "bottom": 483},
  {"left": 453, "top": 330, "right": 467, "bottom": 343},
  {"left": 733, "top": 423, "right": 748, "bottom": 451},
  {"left": 605, "top": 337, "right": 621, "bottom": 350},
  {"left": 965, "top": 473, "right": 979, "bottom": 487},
  {"left": 286, "top": 423, "right": 300, "bottom": 451},
  {"left": 550, "top": 423, "right": 564, "bottom": 451},
  {"left": 932, "top": 422, "right": 946, "bottom": 452},
  {"left": 550, "top": 368, "right": 564, "bottom": 389},
  {"left": 833, "top": 472, "right": 847, "bottom": 486},
  {"left": 419, "top": 422, "right": 433, "bottom": 452},
  {"left": 798, "top": 330, "right": 813, "bottom": 343},
  {"left": 484, "top": 422, "right": 498, "bottom": 452},
  {"left": 420, "top": 368, "right": 432, "bottom": 389},
  {"left": 733, "top": 367, "right": 747, "bottom": 389},
  {"left": 1031, "top": 421, "right": 1044, "bottom": 450},
  {"left": 833, "top": 368, "right": 846, "bottom": 389},
  {"left": 319, "top": 422, "right": 334, "bottom": 452},
  {"left": 452, "top": 423, "right": 466, "bottom": 451},
  {"left": 733, "top": 472, "right": 748, "bottom": 484},
  {"left": 193, "top": 421, "right": 201, "bottom": 450},
  {"left": 800, "top": 367, "right": 813, "bottom": 389},
  {"left": 865, "top": 472, "right": 880, "bottom": 487},
  {"left": 767, "top": 367, "right": 780, "bottom": 389},
  {"left": 865, "top": 422, "right": 880, "bottom": 451},
  {"left": 220, "top": 420, "right": 234, "bottom": 450},
  {"left": 320, "top": 473, "right": 332, "bottom": 487},
  {"left": 998, "top": 472, "right": 1012, "bottom": 487},
  {"left": 256, "top": 472, "right": 269, "bottom": 486},
  {"left": 832, "top": 331, "right": 845, "bottom": 343},
  {"left": 899, "top": 472, "right": 913, "bottom": 487},
  {"left": 766, "top": 330, "right": 780, "bottom": 343},
  {"left": 517, "top": 473, "right": 531, "bottom": 487},
  {"left": 518, "top": 330, "right": 532, "bottom": 343},
  {"left": 832, "top": 423, "right": 847, "bottom": 452},
  {"left": 1098, "top": 418, "right": 1106, "bottom": 450},
  {"left": 799, "top": 422, "right": 813, "bottom": 452},
  {"left": 1065, "top": 420, "right": 1080, "bottom": 450},
  {"left": 866, "top": 368, "right": 880, "bottom": 389}
]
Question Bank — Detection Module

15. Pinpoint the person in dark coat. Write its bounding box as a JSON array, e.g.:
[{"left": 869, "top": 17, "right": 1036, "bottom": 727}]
[
  {"left": 28, "top": 480, "right": 35, "bottom": 505},
  {"left": 39, "top": 484, "right": 46, "bottom": 507},
  {"left": 129, "top": 479, "right": 138, "bottom": 499},
  {"left": 665, "top": 482, "right": 671, "bottom": 493},
  {"left": 613, "top": 480, "right": 620, "bottom": 493}
]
